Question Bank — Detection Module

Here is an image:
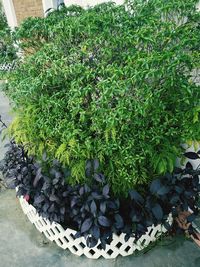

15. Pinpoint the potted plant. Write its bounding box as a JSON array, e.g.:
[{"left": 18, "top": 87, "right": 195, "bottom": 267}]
[{"left": 0, "top": 0, "right": 200, "bottom": 259}]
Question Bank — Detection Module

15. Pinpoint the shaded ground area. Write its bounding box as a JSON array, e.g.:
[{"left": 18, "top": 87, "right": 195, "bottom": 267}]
[
  {"left": 0, "top": 82, "right": 12, "bottom": 161},
  {"left": 1, "top": 82, "right": 200, "bottom": 267},
  {"left": 1, "top": 190, "right": 200, "bottom": 267}
]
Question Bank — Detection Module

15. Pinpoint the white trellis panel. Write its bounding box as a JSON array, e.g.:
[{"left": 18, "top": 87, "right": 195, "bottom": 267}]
[
  {"left": 0, "top": 61, "right": 16, "bottom": 71},
  {"left": 184, "top": 144, "right": 200, "bottom": 170},
  {"left": 18, "top": 196, "right": 170, "bottom": 259}
]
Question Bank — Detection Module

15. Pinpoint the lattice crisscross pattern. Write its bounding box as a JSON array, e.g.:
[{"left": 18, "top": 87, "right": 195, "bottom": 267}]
[
  {"left": 0, "top": 61, "right": 16, "bottom": 71},
  {"left": 18, "top": 196, "right": 170, "bottom": 259}
]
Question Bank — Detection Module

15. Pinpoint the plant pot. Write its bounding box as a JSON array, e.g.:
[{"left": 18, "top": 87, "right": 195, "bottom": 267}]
[{"left": 18, "top": 195, "right": 171, "bottom": 259}]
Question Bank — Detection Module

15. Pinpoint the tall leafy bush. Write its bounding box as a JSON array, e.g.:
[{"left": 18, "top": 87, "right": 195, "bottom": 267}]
[{"left": 3, "top": 1, "right": 200, "bottom": 194}]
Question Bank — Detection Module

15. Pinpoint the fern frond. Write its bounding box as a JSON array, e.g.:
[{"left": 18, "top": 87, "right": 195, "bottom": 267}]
[{"left": 71, "top": 160, "right": 85, "bottom": 183}]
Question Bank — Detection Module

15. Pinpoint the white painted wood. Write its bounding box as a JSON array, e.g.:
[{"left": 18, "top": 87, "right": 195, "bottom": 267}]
[
  {"left": 0, "top": 61, "right": 16, "bottom": 71},
  {"left": 2, "top": 0, "right": 17, "bottom": 29},
  {"left": 42, "top": 0, "right": 58, "bottom": 15},
  {"left": 18, "top": 195, "right": 171, "bottom": 259},
  {"left": 64, "top": 0, "right": 124, "bottom": 8}
]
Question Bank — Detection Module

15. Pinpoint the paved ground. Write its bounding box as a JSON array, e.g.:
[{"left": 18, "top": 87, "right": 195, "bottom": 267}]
[
  {"left": 1, "top": 82, "right": 200, "bottom": 267},
  {"left": 0, "top": 82, "right": 12, "bottom": 160}
]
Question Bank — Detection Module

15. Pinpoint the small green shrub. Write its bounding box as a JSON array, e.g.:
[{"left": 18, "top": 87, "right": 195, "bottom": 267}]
[{"left": 4, "top": 1, "right": 200, "bottom": 195}]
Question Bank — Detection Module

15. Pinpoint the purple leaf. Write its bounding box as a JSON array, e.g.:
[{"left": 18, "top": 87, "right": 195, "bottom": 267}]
[
  {"left": 90, "top": 200, "right": 97, "bottom": 214},
  {"left": 93, "top": 159, "right": 99, "bottom": 171},
  {"left": 129, "top": 189, "right": 144, "bottom": 203},
  {"left": 152, "top": 204, "right": 163, "bottom": 220},
  {"left": 100, "top": 201, "right": 106, "bottom": 214},
  {"left": 98, "top": 216, "right": 111, "bottom": 227},
  {"left": 184, "top": 152, "right": 200, "bottom": 160},
  {"left": 81, "top": 218, "right": 93, "bottom": 233},
  {"left": 103, "top": 184, "right": 109, "bottom": 196}
]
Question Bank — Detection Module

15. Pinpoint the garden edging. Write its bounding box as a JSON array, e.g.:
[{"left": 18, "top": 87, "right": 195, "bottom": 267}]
[{"left": 18, "top": 194, "right": 171, "bottom": 259}]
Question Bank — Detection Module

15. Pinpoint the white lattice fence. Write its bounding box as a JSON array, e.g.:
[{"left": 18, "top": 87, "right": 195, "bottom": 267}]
[
  {"left": 0, "top": 61, "right": 16, "bottom": 71},
  {"left": 184, "top": 144, "right": 200, "bottom": 171},
  {"left": 18, "top": 196, "right": 170, "bottom": 259}
]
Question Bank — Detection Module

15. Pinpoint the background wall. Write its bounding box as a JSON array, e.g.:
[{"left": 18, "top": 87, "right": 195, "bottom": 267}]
[
  {"left": 12, "top": 0, "right": 43, "bottom": 25},
  {"left": 2, "top": 0, "right": 200, "bottom": 29},
  {"left": 64, "top": 0, "right": 124, "bottom": 8}
]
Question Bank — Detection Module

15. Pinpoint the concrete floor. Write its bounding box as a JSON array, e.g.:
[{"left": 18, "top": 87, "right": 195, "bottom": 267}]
[
  {"left": 1, "top": 83, "right": 200, "bottom": 267},
  {"left": 0, "top": 82, "right": 12, "bottom": 161}
]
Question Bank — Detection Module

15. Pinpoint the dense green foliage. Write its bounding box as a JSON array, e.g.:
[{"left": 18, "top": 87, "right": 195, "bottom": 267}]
[
  {"left": 3, "top": 0, "right": 200, "bottom": 194},
  {"left": 0, "top": 2, "right": 17, "bottom": 64},
  {"left": 0, "top": 2, "right": 8, "bottom": 63},
  {"left": 0, "top": 2, "right": 7, "bottom": 31}
]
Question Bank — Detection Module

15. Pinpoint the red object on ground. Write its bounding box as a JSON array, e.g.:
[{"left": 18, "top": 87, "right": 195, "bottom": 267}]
[{"left": 24, "top": 194, "right": 30, "bottom": 202}]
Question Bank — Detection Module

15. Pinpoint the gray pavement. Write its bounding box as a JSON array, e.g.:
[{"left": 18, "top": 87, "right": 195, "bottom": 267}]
[
  {"left": 0, "top": 82, "right": 200, "bottom": 267},
  {"left": 0, "top": 81, "right": 12, "bottom": 160}
]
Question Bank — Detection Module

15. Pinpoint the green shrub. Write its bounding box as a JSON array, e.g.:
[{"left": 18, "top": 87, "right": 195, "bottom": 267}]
[
  {"left": 4, "top": 1, "right": 200, "bottom": 195},
  {"left": 0, "top": 2, "right": 7, "bottom": 31},
  {"left": 0, "top": 2, "right": 17, "bottom": 65}
]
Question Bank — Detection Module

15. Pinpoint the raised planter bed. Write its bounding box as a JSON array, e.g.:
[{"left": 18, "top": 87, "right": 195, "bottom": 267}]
[
  {"left": 18, "top": 195, "right": 171, "bottom": 259},
  {"left": 1, "top": 1, "right": 200, "bottom": 260},
  {"left": 15, "top": 144, "right": 199, "bottom": 259}
]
